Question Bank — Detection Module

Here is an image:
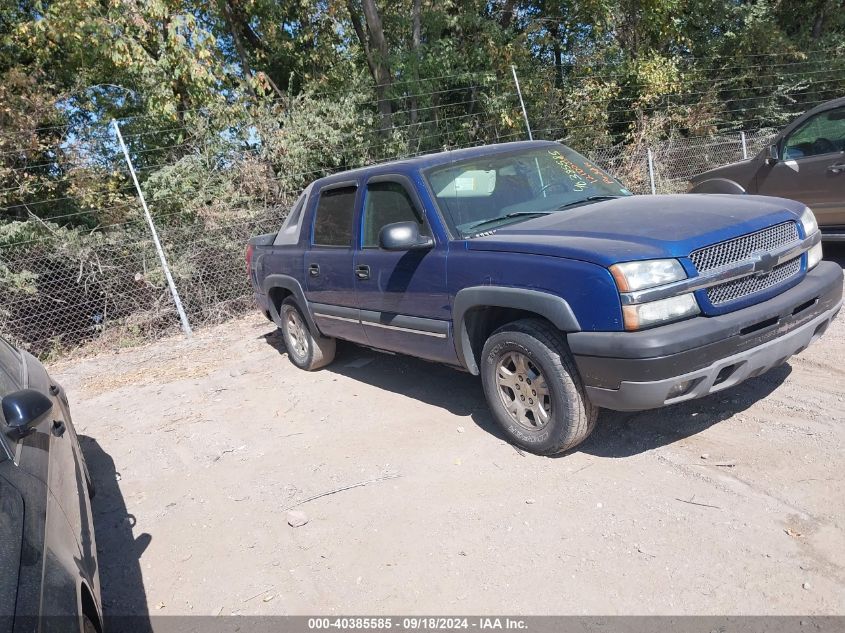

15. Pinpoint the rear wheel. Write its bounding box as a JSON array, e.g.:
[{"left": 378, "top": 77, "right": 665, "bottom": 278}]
[
  {"left": 280, "top": 297, "right": 336, "bottom": 370},
  {"left": 480, "top": 318, "right": 597, "bottom": 455}
]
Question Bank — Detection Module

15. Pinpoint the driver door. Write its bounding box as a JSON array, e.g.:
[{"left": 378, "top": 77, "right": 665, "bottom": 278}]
[
  {"left": 757, "top": 105, "right": 845, "bottom": 228},
  {"left": 354, "top": 175, "right": 453, "bottom": 363}
]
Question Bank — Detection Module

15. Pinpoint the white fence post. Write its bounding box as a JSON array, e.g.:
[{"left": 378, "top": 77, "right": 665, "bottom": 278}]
[
  {"left": 647, "top": 148, "right": 657, "bottom": 195},
  {"left": 511, "top": 65, "right": 533, "bottom": 141},
  {"left": 112, "top": 119, "right": 193, "bottom": 338},
  {"left": 740, "top": 131, "right": 748, "bottom": 159}
]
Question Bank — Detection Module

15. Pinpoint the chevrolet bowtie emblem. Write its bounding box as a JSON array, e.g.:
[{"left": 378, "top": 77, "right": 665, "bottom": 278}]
[{"left": 753, "top": 251, "right": 778, "bottom": 276}]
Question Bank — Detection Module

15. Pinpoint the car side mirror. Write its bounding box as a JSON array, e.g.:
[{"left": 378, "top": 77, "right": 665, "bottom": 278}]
[
  {"left": 2, "top": 389, "right": 53, "bottom": 440},
  {"left": 765, "top": 144, "right": 780, "bottom": 165},
  {"left": 378, "top": 221, "right": 434, "bottom": 251}
]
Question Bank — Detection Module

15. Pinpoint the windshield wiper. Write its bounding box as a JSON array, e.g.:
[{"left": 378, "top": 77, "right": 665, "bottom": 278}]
[
  {"left": 465, "top": 211, "right": 553, "bottom": 234},
  {"left": 556, "top": 195, "right": 621, "bottom": 210}
]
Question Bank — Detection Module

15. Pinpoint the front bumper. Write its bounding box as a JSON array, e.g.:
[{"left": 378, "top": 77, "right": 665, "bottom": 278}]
[{"left": 569, "top": 260, "right": 843, "bottom": 411}]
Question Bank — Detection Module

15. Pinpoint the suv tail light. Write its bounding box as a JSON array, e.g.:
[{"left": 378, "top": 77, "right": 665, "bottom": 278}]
[{"left": 245, "top": 244, "right": 254, "bottom": 277}]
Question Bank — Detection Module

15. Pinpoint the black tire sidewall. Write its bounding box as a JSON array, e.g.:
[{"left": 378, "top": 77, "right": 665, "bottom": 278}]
[
  {"left": 481, "top": 329, "right": 582, "bottom": 454},
  {"left": 280, "top": 299, "right": 313, "bottom": 369}
]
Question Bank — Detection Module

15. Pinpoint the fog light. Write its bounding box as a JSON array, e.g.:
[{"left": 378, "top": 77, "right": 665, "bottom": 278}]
[{"left": 667, "top": 380, "right": 695, "bottom": 399}]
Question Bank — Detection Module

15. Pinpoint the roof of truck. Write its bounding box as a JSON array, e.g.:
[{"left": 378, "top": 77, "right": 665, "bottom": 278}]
[{"left": 313, "top": 140, "right": 560, "bottom": 187}]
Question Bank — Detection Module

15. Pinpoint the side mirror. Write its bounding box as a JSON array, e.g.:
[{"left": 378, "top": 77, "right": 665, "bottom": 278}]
[
  {"left": 378, "top": 221, "right": 434, "bottom": 251},
  {"left": 765, "top": 144, "right": 780, "bottom": 165},
  {"left": 2, "top": 389, "right": 53, "bottom": 440}
]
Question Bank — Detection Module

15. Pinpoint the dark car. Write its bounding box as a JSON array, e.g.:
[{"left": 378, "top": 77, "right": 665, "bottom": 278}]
[
  {"left": 0, "top": 336, "right": 102, "bottom": 633},
  {"left": 690, "top": 97, "right": 845, "bottom": 240},
  {"left": 247, "top": 141, "right": 842, "bottom": 455}
]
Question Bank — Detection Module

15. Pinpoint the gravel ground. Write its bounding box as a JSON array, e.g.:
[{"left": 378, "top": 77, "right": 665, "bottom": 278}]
[{"left": 52, "top": 245, "right": 845, "bottom": 618}]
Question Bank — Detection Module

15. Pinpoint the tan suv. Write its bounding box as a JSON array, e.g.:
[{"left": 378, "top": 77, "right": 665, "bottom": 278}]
[{"left": 690, "top": 97, "right": 845, "bottom": 241}]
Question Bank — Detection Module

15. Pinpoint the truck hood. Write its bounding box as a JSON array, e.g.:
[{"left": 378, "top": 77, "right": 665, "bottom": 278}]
[{"left": 466, "top": 194, "right": 805, "bottom": 267}]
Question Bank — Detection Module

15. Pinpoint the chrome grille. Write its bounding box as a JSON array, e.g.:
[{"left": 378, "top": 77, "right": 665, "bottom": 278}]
[
  {"left": 690, "top": 222, "right": 799, "bottom": 273},
  {"left": 706, "top": 257, "right": 801, "bottom": 305}
]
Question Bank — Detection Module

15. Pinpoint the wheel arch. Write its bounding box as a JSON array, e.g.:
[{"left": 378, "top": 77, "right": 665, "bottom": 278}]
[
  {"left": 452, "top": 286, "right": 580, "bottom": 375},
  {"left": 80, "top": 582, "right": 103, "bottom": 633},
  {"left": 689, "top": 178, "right": 747, "bottom": 195},
  {"left": 262, "top": 274, "right": 319, "bottom": 334}
]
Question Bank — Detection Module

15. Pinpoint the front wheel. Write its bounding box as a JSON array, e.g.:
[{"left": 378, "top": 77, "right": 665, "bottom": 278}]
[
  {"left": 280, "top": 297, "right": 336, "bottom": 371},
  {"left": 480, "top": 319, "right": 597, "bottom": 455}
]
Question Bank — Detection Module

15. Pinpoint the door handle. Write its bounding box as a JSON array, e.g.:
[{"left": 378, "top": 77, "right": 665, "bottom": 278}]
[
  {"left": 309, "top": 264, "right": 320, "bottom": 277},
  {"left": 51, "top": 420, "right": 66, "bottom": 437},
  {"left": 355, "top": 265, "right": 371, "bottom": 280},
  {"left": 827, "top": 163, "right": 845, "bottom": 174}
]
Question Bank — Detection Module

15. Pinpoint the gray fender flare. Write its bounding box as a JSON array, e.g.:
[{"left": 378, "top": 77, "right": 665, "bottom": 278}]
[
  {"left": 261, "top": 274, "right": 319, "bottom": 334},
  {"left": 452, "top": 286, "right": 581, "bottom": 375}
]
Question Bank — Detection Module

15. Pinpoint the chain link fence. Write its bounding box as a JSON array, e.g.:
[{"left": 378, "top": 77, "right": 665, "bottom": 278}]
[
  {"left": 0, "top": 195, "right": 304, "bottom": 357},
  {"left": 0, "top": 81, "right": 783, "bottom": 360}
]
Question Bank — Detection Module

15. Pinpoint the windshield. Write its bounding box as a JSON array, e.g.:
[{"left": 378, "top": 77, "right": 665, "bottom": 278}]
[{"left": 425, "top": 144, "right": 632, "bottom": 237}]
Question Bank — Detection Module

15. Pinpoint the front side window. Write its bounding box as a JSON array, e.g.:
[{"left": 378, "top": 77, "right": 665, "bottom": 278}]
[
  {"left": 424, "top": 144, "right": 631, "bottom": 237},
  {"left": 312, "top": 186, "right": 357, "bottom": 247},
  {"left": 784, "top": 107, "right": 845, "bottom": 159},
  {"left": 362, "top": 181, "right": 430, "bottom": 247}
]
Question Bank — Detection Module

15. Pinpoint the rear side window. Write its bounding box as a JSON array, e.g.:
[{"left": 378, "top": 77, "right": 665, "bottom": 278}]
[
  {"left": 313, "top": 186, "right": 357, "bottom": 247},
  {"left": 363, "top": 181, "right": 429, "bottom": 247}
]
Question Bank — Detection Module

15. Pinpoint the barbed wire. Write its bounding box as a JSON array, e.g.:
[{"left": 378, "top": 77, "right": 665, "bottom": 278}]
[
  {"left": 0, "top": 82, "right": 515, "bottom": 164},
  {"left": 534, "top": 53, "right": 845, "bottom": 82},
  {"left": 0, "top": 123, "right": 772, "bottom": 250},
  {"left": 4, "top": 67, "right": 837, "bottom": 158},
  {"left": 1, "top": 87, "right": 832, "bottom": 213},
  {"left": 0, "top": 93, "right": 827, "bottom": 181},
  {"left": 3, "top": 52, "right": 841, "bottom": 139},
  {"left": 2, "top": 70, "right": 836, "bottom": 162}
]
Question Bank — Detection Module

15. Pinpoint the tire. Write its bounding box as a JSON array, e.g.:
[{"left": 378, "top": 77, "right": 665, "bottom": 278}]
[
  {"left": 279, "top": 297, "right": 336, "bottom": 370},
  {"left": 480, "top": 318, "right": 598, "bottom": 455}
]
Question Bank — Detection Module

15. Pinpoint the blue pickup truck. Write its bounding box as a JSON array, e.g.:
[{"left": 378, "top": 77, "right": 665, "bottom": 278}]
[{"left": 247, "top": 140, "right": 843, "bottom": 455}]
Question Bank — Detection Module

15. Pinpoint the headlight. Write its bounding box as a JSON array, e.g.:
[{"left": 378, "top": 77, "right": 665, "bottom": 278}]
[
  {"left": 800, "top": 207, "right": 818, "bottom": 237},
  {"left": 609, "top": 259, "right": 687, "bottom": 292},
  {"left": 807, "top": 242, "right": 823, "bottom": 269},
  {"left": 622, "top": 294, "right": 700, "bottom": 331}
]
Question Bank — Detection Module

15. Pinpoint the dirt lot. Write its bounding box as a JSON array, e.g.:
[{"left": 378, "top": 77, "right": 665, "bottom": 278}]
[{"left": 52, "top": 246, "right": 845, "bottom": 618}]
